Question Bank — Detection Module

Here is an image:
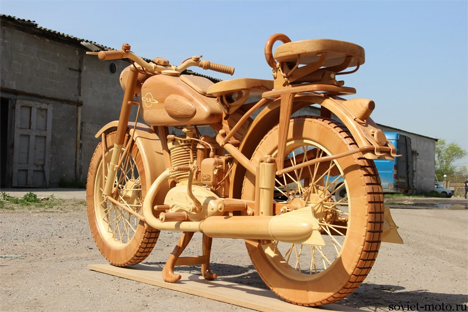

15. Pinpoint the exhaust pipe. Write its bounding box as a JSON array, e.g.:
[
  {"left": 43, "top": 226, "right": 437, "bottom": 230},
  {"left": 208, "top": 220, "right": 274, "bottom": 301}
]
[
  {"left": 200, "top": 209, "right": 324, "bottom": 245},
  {"left": 143, "top": 169, "right": 325, "bottom": 246}
]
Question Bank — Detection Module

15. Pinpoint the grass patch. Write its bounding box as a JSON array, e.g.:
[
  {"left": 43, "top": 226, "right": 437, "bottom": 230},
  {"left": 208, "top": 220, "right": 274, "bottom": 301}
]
[
  {"left": 0, "top": 192, "right": 65, "bottom": 210},
  {"left": 419, "top": 191, "right": 449, "bottom": 198},
  {"left": 384, "top": 192, "right": 449, "bottom": 199},
  {"left": 385, "top": 193, "right": 414, "bottom": 198}
]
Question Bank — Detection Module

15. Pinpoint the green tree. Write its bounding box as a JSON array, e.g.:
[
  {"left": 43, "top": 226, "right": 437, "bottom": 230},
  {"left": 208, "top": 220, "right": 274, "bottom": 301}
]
[
  {"left": 453, "top": 166, "right": 468, "bottom": 182},
  {"left": 435, "top": 139, "right": 467, "bottom": 181}
]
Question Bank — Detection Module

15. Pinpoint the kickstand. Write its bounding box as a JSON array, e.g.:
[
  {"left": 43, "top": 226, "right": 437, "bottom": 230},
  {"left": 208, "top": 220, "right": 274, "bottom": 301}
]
[
  {"left": 162, "top": 232, "right": 194, "bottom": 283},
  {"left": 161, "top": 232, "right": 217, "bottom": 283},
  {"left": 202, "top": 234, "right": 217, "bottom": 280}
]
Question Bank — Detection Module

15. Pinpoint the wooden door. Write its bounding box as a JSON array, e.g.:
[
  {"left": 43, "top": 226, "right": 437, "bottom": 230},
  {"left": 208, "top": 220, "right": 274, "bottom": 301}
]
[{"left": 12, "top": 100, "right": 52, "bottom": 187}]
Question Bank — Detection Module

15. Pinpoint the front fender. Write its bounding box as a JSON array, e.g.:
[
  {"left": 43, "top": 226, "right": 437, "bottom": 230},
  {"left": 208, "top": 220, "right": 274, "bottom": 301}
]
[{"left": 95, "top": 121, "right": 169, "bottom": 204}]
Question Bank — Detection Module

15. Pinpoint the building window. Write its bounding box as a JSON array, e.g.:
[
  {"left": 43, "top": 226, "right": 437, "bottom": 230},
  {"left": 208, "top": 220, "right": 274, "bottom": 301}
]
[{"left": 109, "top": 62, "right": 117, "bottom": 74}]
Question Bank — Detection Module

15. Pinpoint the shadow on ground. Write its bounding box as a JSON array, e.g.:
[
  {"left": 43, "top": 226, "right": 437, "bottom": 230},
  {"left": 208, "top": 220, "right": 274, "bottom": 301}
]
[
  {"left": 340, "top": 283, "right": 467, "bottom": 310},
  {"left": 142, "top": 262, "right": 468, "bottom": 310}
]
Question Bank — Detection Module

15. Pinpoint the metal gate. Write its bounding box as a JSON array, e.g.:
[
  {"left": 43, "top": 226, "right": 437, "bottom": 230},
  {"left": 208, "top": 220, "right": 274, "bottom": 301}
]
[{"left": 12, "top": 100, "right": 52, "bottom": 187}]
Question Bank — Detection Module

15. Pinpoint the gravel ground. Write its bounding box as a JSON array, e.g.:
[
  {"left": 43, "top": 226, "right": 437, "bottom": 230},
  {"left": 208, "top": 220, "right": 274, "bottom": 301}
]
[{"left": 1, "top": 190, "right": 467, "bottom": 311}]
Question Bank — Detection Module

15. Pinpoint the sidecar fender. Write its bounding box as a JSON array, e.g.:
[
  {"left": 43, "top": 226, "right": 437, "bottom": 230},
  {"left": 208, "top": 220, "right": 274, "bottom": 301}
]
[{"left": 95, "top": 121, "right": 169, "bottom": 205}]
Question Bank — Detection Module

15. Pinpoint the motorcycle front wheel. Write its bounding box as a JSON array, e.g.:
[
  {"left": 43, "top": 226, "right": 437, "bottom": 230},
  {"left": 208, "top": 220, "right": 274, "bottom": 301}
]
[
  {"left": 86, "top": 131, "right": 158, "bottom": 267},
  {"left": 241, "top": 117, "right": 383, "bottom": 306}
]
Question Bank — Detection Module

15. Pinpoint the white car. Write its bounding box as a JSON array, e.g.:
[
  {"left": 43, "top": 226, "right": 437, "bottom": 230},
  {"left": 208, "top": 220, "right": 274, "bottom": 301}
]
[{"left": 434, "top": 182, "right": 454, "bottom": 198}]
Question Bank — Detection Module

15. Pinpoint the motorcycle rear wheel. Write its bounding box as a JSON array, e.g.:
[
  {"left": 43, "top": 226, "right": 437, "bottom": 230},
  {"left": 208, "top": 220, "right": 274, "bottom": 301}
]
[
  {"left": 241, "top": 117, "right": 383, "bottom": 306},
  {"left": 87, "top": 131, "right": 158, "bottom": 267}
]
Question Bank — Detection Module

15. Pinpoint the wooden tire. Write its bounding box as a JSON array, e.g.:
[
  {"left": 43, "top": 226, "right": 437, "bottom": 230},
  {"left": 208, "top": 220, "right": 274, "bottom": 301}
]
[
  {"left": 241, "top": 117, "right": 383, "bottom": 306},
  {"left": 86, "top": 131, "right": 158, "bottom": 267}
]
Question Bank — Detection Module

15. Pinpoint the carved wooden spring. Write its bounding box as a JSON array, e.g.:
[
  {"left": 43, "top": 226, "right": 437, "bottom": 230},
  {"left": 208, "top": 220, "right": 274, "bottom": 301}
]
[{"left": 168, "top": 137, "right": 196, "bottom": 182}]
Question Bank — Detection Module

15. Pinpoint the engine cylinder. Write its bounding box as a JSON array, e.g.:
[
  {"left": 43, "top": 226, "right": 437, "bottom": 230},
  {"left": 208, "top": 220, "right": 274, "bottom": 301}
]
[{"left": 169, "top": 138, "right": 196, "bottom": 182}]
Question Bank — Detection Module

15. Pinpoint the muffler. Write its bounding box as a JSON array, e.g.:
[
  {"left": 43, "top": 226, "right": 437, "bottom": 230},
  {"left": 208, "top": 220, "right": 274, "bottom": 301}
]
[
  {"left": 143, "top": 169, "right": 325, "bottom": 246},
  {"left": 200, "top": 207, "right": 325, "bottom": 245}
]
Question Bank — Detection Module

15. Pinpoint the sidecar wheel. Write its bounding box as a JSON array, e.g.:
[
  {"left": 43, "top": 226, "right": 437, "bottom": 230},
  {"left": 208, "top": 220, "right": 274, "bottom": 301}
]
[
  {"left": 241, "top": 117, "right": 383, "bottom": 306},
  {"left": 87, "top": 131, "right": 158, "bottom": 267}
]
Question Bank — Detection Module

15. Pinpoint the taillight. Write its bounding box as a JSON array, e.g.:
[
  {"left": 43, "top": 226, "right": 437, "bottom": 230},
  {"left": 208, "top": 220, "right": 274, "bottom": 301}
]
[{"left": 393, "top": 164, "right": 397, "bottom": 179}]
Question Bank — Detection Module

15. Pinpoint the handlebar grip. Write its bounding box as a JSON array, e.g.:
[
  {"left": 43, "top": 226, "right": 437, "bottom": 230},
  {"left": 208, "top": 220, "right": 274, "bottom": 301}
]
[
  {"left": 199, "top": 60, "right": 235, "bottom": 75},
  {"left": 98, "top": 50, "right": 125, "bottom": 61}
]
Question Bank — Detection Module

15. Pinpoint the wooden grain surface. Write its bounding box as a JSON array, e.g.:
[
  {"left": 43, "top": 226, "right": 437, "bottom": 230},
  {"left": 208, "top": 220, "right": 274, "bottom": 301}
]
[{"left": 88, "top": 263, "right": 360, "bottom": 311}]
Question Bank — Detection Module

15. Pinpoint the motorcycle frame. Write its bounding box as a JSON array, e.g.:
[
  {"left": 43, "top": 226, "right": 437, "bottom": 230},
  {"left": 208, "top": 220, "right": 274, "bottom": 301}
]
[
  {"left": 92, "top": 36, "right": 400, "bottom": 244},
  {"left": 100, "top": 67, "right": 396, "bottom": 215}
]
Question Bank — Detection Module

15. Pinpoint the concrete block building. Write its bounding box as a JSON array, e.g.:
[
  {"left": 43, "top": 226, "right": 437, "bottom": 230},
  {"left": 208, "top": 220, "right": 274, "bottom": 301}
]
[
  {"left": 0, "top": 14, "right": 437, "bottom": 194},
  {"left": 377, "top": 125, "right": 437, "bottom": 194},
  {"left": 1, "top": 15, "right": 131, "bottom": 188}
]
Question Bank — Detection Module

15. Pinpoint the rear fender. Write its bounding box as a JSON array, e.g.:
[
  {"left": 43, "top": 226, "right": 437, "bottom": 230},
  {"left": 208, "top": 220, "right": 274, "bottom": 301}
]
[
  {"left": 95, "top": 121, "right": 169, "bottom": 204},
  {"left": 320, "top": 97, "right": 396, "bottom": 160},
  {"left": 230, "top": 95, "right": 395, "bottom": 198}
]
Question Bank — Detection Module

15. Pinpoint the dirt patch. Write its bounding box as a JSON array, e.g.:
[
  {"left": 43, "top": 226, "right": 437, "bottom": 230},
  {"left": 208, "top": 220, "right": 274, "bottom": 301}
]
[{"left": 1, "top": 199, "right": 467, "bottom": 311}]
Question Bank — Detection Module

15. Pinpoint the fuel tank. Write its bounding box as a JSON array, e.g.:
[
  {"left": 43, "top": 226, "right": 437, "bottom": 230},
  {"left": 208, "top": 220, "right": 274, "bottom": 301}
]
[
  {"left": 140, "top": 74, "right": 223, "bottom": 126},
  {"left": 119, "top": 65, "right": 150, "bottom": 96}
]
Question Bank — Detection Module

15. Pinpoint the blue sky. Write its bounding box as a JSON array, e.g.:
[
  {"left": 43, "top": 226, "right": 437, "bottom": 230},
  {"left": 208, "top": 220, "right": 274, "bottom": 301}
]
[{"left": 2, "top": 0, "right": 467, "bottom": 168}]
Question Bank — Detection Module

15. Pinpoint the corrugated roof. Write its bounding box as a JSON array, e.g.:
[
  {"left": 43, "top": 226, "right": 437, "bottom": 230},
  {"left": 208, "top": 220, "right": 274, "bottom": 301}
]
[
  {"left": 0, "top": 14, "right": 220, "bottom": 82},
  {"left": 1, "top": 14, "right": 115, "bottom": 51}
]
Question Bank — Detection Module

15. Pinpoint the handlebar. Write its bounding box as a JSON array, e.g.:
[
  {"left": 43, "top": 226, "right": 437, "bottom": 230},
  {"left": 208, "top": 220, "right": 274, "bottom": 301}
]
[
  {"left": 98, "top": 50, "right": 124, "bottom": 61},
  {"left": 199, "top": 60, "right": 235, "bottom": 75},
  {"left": 87, "top": 43, "right": 235, "bottom": 76}
]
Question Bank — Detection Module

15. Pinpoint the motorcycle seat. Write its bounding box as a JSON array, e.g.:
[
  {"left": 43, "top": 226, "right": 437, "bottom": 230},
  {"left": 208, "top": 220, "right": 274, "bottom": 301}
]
[
  {"left": 274, "top": 39, "right": 365, "bottom": 69},
  {"left": 207, "top": 78, "right": 273, "bottom": 97}
]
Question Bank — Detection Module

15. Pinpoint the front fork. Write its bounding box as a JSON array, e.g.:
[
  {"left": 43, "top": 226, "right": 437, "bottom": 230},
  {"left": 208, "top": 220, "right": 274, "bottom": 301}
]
[{"left": 103, "top": 66, "right": 139, "bottom": 196}]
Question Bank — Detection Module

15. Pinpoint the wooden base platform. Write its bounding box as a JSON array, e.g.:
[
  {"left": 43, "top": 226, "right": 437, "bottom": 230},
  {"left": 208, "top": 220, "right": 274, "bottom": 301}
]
[{"left": 88, "top": 263, "right": 359, "bottom": 311}]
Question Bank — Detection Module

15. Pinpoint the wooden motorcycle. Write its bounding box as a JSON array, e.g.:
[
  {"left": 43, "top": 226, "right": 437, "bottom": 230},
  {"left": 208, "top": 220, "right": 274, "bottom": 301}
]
[{"left": 86, "top": 34, "right": 402, "bottom": 306}]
